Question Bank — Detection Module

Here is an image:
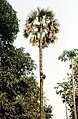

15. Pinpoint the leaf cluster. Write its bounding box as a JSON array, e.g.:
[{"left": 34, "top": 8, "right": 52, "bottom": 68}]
[
  {"left": 24, "top": 8, "right": 59, "bottom": 48},
  {"left": 58, "top": 49, "right": 78, "bottom": 62},
  {"left": 0, "top": 0, "right": 19, "bottom": 44}
]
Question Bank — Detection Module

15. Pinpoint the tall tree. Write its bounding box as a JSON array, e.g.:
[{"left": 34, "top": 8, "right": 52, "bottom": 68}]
[
  {"left": 55, "top": 55, "right": 78, "bottom": 119},
  {"left": 0, "top": 0, "right": 39, "bottom": 118},
  {"left": 0, "top": 0, "right": 19, "bottom": 68},
  {"left": 24, "top": 8, "right": 59, "bottom": 119},
  {"left": 58, "top": 49, "right": 78, "bottom": 119}
]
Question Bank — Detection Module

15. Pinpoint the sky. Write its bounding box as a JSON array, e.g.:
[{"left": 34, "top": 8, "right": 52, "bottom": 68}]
[{"left": 8, "top": 0, "right": 78, "bottom": 119}]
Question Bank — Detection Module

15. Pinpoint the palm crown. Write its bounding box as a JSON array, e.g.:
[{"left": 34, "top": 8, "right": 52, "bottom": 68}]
[{"left": 24, "top": 8, "right": 59, "bottom": 48}]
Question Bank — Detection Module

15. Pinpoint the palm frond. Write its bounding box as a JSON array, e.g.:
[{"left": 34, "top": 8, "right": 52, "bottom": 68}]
[
  {"left": 24, "top": 30, "right": 29, "bottom": 38},
  {"left": 27, "top": 11, "right": 37, "bottom": 24},
  {"left": 46, "top": 10, "right": 54, "bottom": 18},
  {"left": 30, "top": 34, "right": 39, "bottom": 46},
  {"left": 24, "top": 8, "right": 59, "bottom": 47}
]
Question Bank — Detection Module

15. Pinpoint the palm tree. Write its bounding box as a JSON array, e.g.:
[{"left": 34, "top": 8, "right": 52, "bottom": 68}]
[{"left": 24, "top": 8, "right": 59, "bottom": 119}]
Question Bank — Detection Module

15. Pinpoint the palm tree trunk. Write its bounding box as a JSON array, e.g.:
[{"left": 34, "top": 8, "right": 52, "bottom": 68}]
[
  {"left": 39, "top": 23, "right": 44, "bottom": 119},
  {"left": 71, "top": 59, "right": 77, "bottom": 119}
]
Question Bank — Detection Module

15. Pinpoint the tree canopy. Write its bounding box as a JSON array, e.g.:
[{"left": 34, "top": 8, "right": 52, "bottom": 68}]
[
  {"left": 0, "top": 0, "right": 19, "bottom": 68},
  {"left": 24, "top": 8, "right": 59, "bottom": 48},
  {"left": 0, "top": 0, "right": 19, "bottom": 43}
]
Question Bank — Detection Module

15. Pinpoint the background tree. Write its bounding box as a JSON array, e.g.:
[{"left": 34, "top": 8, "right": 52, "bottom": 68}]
[
  {"left": 0, "top": 0, "right": 39, "bottom": 118},
  {"left": 0, "top": 0, "right": 19, "bottom": 69},
  {"left": 24, "top": 8, "right": 59, "bottom": 119},
  {"left": 0, "top": 0, "right": 19, "bottom": 43},
  {"left": 58, "top": 49, "right": 78, "bottom": 119},
  {"left": 54, "top": 50, "right": 78, "bottom": 119},
  {"left": 0, "top": 46, "right": 40, "bottom": 119},
  {"left": 54, "top": 79, "right": 73, "bottom": 119},
  {"left": 0, "top": 47, "right": 53, "bottom": 119}
]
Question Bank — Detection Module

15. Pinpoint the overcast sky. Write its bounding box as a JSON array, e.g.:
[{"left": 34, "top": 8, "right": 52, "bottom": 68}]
[{"left": 8, "top": 0, "right": 78, "bottom": 119}]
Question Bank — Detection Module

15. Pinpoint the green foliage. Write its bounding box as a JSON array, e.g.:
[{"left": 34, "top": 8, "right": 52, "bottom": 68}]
[
  {"left": 54, "top": 56, "right": 78, "bottom": 119},
  {"left": 44, "top": 105, "right": 53, "bottom": 119},
  {"left": 1, "top": 47, "right": 36, "bottom": 76},
  {"left": 58, "top": 49, "right": 78, "bottom": 62},
  {"left": 0, "top": 0, "right": 19, "bottom": 69},
  {"left": 24, "top": 8, "right": 59, "bottom": 48},
  {"left": 0, "top": 0, "right": 39, "bottom": 118},
  {"left": 0, "top": 0, "right": 19, "bottom": 43},
  {"left": 0, "top": 46, "right": 39, "bottom": 119},
  {"left": 54, "top": 78, "right": 75, "bottom": 119},
  {"left": 0, "top": 72, "right": 40, "bottom": 118},
  {"left": 0, "top": 46, "right": 53, "bottom": 119}
]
